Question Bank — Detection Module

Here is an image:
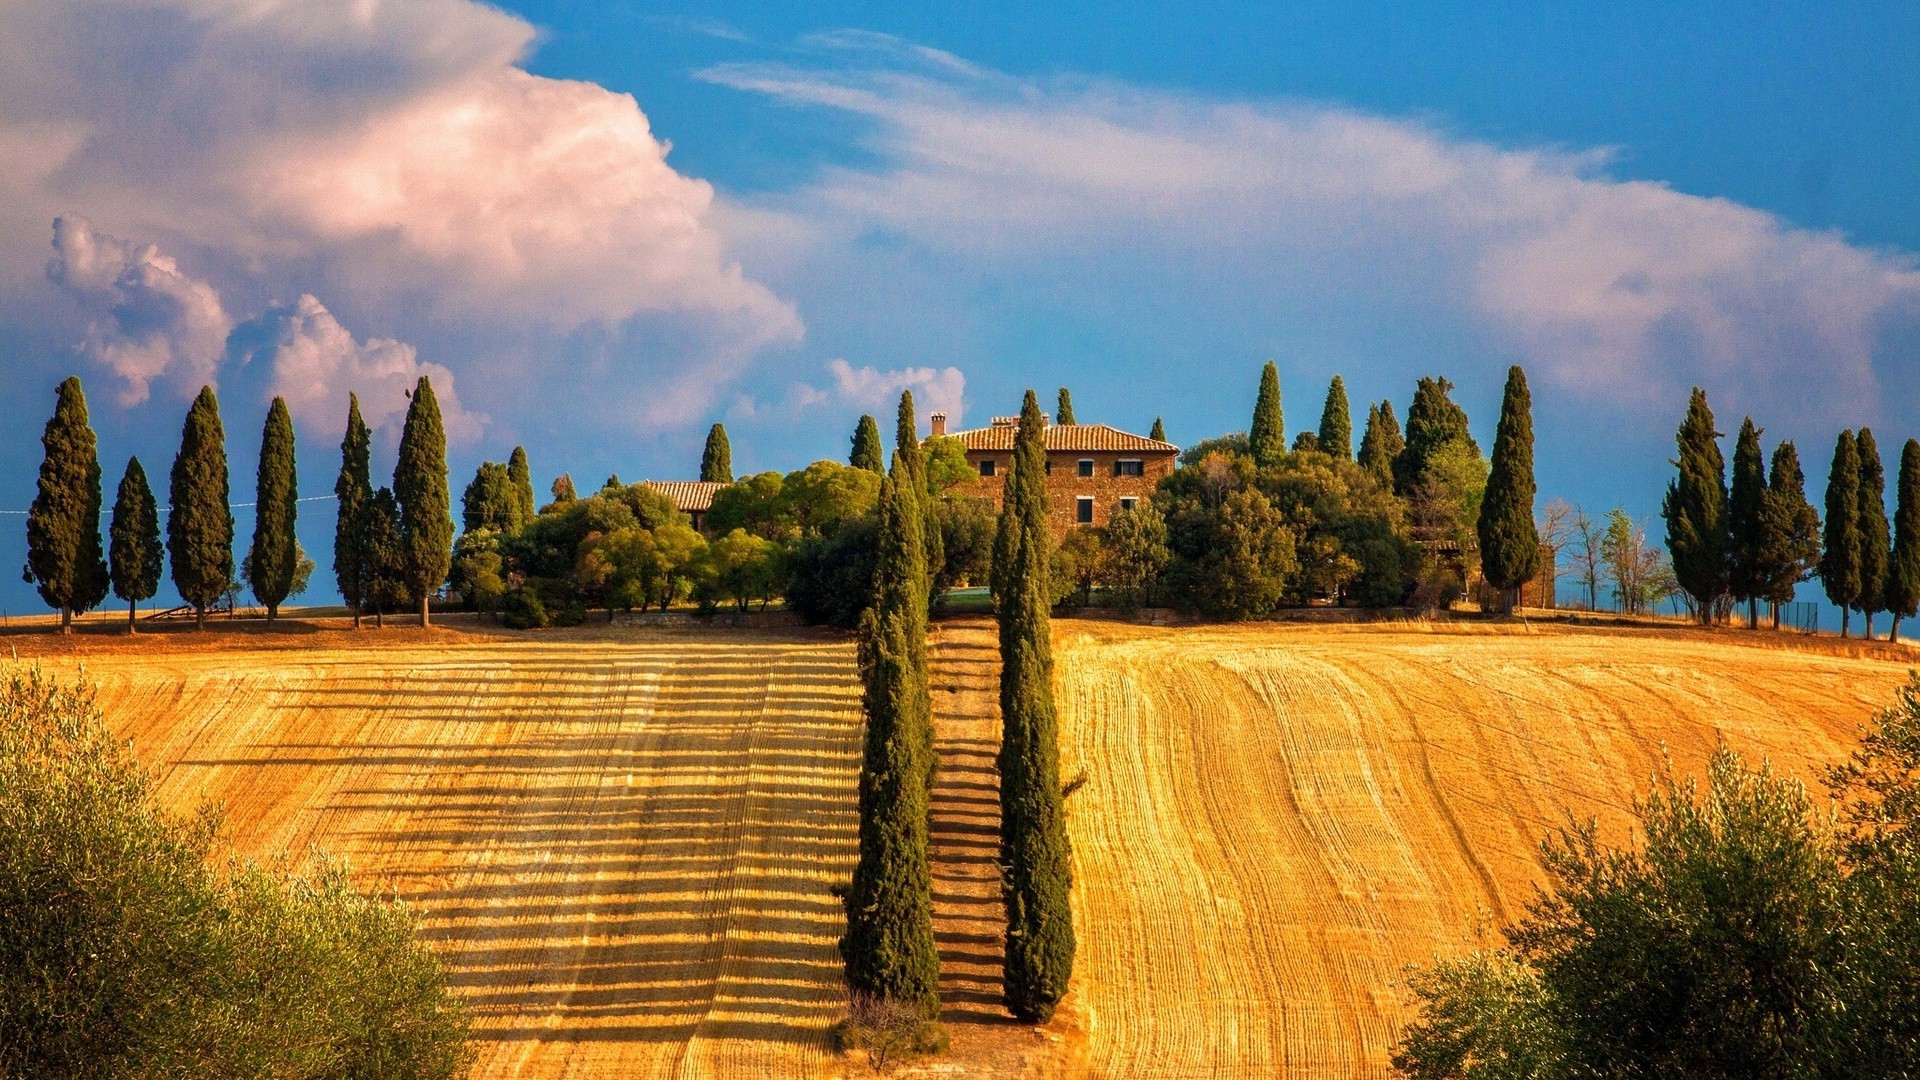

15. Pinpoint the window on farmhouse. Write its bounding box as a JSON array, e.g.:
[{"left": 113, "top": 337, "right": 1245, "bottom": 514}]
[
  {"left": 1118, "top": 497, "right": 1138, "bottom": 512},
  {"left": 978, "top": 459, "right": 995, "bottom": 477},
  {"left": 1076, "top": 497, "right": 1094, "bottom": 524},
  {"left": 1045, "top": 459, "right": 1053, "bottom": 475},
  {"left": 1077, "top": 459, "right": 1094, "bottom": 477},
  {"left": 1116, "top": 459, "right": 1144, "bottom": 477}
]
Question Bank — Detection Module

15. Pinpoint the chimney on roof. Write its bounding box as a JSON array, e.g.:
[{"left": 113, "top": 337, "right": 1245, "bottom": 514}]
[
  {"left": 930, "top": 412, "right": 947, "bottom": 437},
  {"left": 991, "top": 416, "right": 1018, "bottom": 428}
]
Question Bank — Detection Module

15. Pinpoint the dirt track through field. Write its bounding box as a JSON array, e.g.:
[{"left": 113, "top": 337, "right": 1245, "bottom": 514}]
[
  {"left": 1047, "top": 621, "right": 1912, "bottom": 1078},
  {"left": 43, "top": 631, "right": 863, "bottom": 1079}
]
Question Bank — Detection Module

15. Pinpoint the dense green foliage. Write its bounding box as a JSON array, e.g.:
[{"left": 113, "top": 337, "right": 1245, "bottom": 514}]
[
  {"left": 108, "top": 458, "right": 162, "bottom": 631},
  {"left": 701, "top": 423, "right": 733, "bottom": 484},
  {"left": 1098, "top": 503, "right": 1171, "bottom": 610},
  {"left": 1661, "top": 388, "right": 1729, "bottom": 623},
  {"left": 1394, "top": 677, "right": 1920, "bottom": 1078},
  {"left": 393, "top": 378, "right": 452, "bottom": 626},
  {"left": 995, "top": 390, "right": 1075, "bottom": 1022},
  {"left": 1726, "top": 417, "right": 1768, "bottom": 626},
  {"left": 167, "top": 386, "right": 234, "bottom": 628},
  {"left": 1855, "top": 429, "right": 1892, "bottom": 638},
  {"left": 1317, "top": 376, "right": 1352, "bottom": 460},
  {"left": 1395, "top": 377, "right": 1478, "bottom": 497},
  {"left": 1887, "top": 440, "right": 1920, "bottom": 640},
  {"left": 852, "top": 414, "right": 885, "bottom": 473},
  {"left": 1150, "top": 416, "right": 1166, "bottom": 442},
  {"left": 0, "top": 668, "right": 471, "bottom": 1078},
  {"left": 333, "top": 395, "right": 373, "bottom": 625},
  {"left": 1358, "top": 400, "right": 1404, "bottom": 486},
  {"left": 1249, "top": 362, "right": 1286, "bottom": 469},
  {"left": 1055, "top": 388, "right": 1075, "bottom": 425},
  {"left": 245, "top": 398, "right": 305, "bottom": 623},
  {"left": 841, "top": 456, "right": 941, "bottom": 1016},
  {"left": 1821, "top": 431, "right": 1863, "bottom": 636},
  {"left": 1477, "top": 367, "right": 1539, "bottom": 610},
  {"left": 506, "top": 446, "right": 535, "bottom": 529},
  {"left": 461, "top": 462, "right": 517, "bottom": 533},
  {"left": 362, "top": 487, "right": 408, "bottom": 626},
  {"left": 1759, "top": 441, "right": 1822, "bottom": 626},
  {"left": 26, "top": 377, "right": 110, "bottom": 630}
]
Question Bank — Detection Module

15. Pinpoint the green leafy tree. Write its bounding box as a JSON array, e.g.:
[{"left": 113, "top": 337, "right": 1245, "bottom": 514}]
[
  {"left": 704, "top": 529, "right": 782, "bottom": 611},
  {"left": 363, "top": 487, "right": 406, "bottom": 628},
  {"left": 393, "top": 377, "right": 452, "bottom": 627},
  {"left": 548, "top": 474, "right": 576, "bottom": 508},
  {"left": 245, "top": 397, "right": 301, "bottom": 624},
  {"left": 1358, "top": 401, "right": 1404, "bottom": 486},
  {"left": 779, "top": 461, "right": 883, "bottom": 540},
  {"left": 842, "top": 455, "right": 941, "bottom": 1018},
  {"left": 1249, "top": 361, "right": 1286, "bottom": 469},
  {"left": 1856, "top": 429, "right": 1892, "bottom": 641},
  {"left": 1292, "top": 431, "right": 1320, "bottom": 453},
  {"left": 25, "top": 376, "right": 110, "bottom": 632},
  {"left": 1102, "top": 502, "right": 1170, "bottom": 609},
  {"left": 1661, "top": 388, "right": 1729, "bottom": 624},
  {"left": 701, "top": 423, "right": 733, "bottom": 484},
  {"left": 333, "top": 395, "right": 373, "bottom": 628},
  {"left": 994, "top": 390, "right": 1074, "bottom": 1022},
  {"left": 462, "top": 462, "right": 515, "bottom": 533},
  {"left": 168, "top": 386, "right": 233, "bottom": 630},
  {"left": 108, "top": 458, "right": 162, "bottom": 633},
  {"left": 851, "top": 414, "right": 885, "bottom": 473},
  {"left": 1887, "top": 440, "right": 1920, "bottom": 642},
  {"left": 896, "top": 391, "right": 922, "bottom": 487},
  {"left": 1150, "top": 416, "right": 1166, "bottom": 442},
  {"left": 506, "top": 445, "right": 535, "bottom": 532},
  {"left": 921, "top": 435, "right": 973, "bottom": 494},
  {"left": 1317, "top": 375, "right": 1353, "bottom": 460},
  {"left": 1395, "top": 377, "right": 1478, "bottom": 496},
  {"left": 708, "top": 471, "right": 790, "bottom": 540},
  {"left": 1726, "top": 417, "right": 1768, "bottom": 628},
  {"left": 1759, "top": 442, "right": 1822, "bottom": 629},
  {"left": 1822, "top": 431, "right": 1863, "bottom": 637},
  {"left": 1055, "top": 387, "right": 1075, "bottom": 425},
  {"left": 1477, "top": 366, "right": 1540, "bottom": 613}
]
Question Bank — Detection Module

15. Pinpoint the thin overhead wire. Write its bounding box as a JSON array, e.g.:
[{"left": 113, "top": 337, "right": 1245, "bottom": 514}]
[{"left": 0, "top": 494, "right": 339, "bottom": 516}]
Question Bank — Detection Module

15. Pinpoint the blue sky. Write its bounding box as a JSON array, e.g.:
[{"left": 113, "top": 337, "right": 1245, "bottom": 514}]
[{"left": 0, "top": 0, "right": 1914, "bottom": 617}]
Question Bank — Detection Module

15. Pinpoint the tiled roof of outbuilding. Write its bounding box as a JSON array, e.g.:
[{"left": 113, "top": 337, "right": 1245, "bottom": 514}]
[
  {"left": 950, "top": 423, "right": 1177, "bottom": 454},
  {"left": 644, "top": 480, "right": 725, "bottom": 513}
]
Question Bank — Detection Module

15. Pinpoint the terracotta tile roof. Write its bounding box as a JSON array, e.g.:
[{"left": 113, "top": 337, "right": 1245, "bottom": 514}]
[
  {"left": 950, "top": 422, "right": 1178, "bottom": 454},
  {"left": 644, "top": 480, "right": 725, "bottom": 513}
]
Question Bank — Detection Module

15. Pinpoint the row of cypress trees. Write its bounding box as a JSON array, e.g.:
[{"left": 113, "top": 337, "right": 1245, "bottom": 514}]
[
  {"left": 23, "top": 374, "right": 452, "bottom": 632},
  {"left": 1820, "top": 429, "right": 1920, "bottom": 640},
  {"left": 330, "top": 382, "right": 454, "bottom": 627}
]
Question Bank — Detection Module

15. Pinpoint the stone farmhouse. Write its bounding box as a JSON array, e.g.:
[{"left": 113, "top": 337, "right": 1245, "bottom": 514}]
[{"left": 938, "top": 412, "right": 1178, "bottom": 540}]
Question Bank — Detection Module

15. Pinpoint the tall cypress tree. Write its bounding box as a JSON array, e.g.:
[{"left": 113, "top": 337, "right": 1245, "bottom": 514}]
[
  {"left": 108, "top": 457, "right": 161, "bottom": 633},
  {"left": 1249, "top": 361, "right": 1285, "bottom": 469},
  {"left": 1886, "top": 439, "right": 1920, "bottom": 643},
  {"left": 841, "top": 454, "right": 941, "bottom": 1016},
  {"left": 461, "top": 463, "right": 515, "bottom": 532},
  {"left": 1760, "top": 441, "right": 1821, "bottom": 629},
  {"left": 701, "top": 423, "right": 733, "bottom": 484},
  {"left": 245, "top": 397, "right": 299, "bottom": 625},
  {"left": 506, "top": 445, "right": 535, "bottom": 532},
  {"left": 25, "top": 376, "right": 110, "bottom": 632},
  {"left": 1317, "top": 376, "right": 1353, "bottom": 460},
  {"left": 1660, "top": 387, "right": 1729, "bottom": 625},
  {"left": 896, "top": 391, "right": 922, "bottom": 481},
  {"left": 364, "top": 486, "right": 404, "bottom": 630},
  {"left": 1855, "top": 428, "right": 1892, "bottom": 641},
  {"left": 1150, "top": 417, "right": 1166, "bottom": 442},
  {"left": 334, "top": 395, "right": 372, "bottom": 629},
  {"left": 851, "top": 414, "right": 885, "bottom": 474},
  {"left": 393, "top": 377, "right": 452, "bottom": 628},
  {"left": 1395, "top": 377, "right": 1477, "bottom": 496},
  {"left": 1727, "top": 417, "right": 1769, "bottom": 629},
  {"left": 1357, "top": 401, "right": 1403, "bottom": 487},
  {"left": 1821, "top": 431, "right": 1862, "bottom": 638},
  {"left": 168, "top": 387, "right": 233, "bottom": 629},
  {"left": 1477, "top": 366, "right": 1539, "bottom": 613},
  {"left": 1055, "top": 388, "right": 1075, "bottom": 425},
  {"left": 996, "top": 389, "right": 1074, "bottom": 1022}
]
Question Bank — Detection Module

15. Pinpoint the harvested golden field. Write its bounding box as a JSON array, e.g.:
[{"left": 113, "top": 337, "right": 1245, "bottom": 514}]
[{"left": 16, "top": 616, "right": 1915, "bottom": 1078}]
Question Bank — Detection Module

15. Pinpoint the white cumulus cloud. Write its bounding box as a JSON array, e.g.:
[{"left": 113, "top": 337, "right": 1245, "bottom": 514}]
[
  {"left": 260, "top": 294, "right": 484, "bottom": 444},
  {"left": 827, "top": 358, "right": 966, "bottom": 423}
]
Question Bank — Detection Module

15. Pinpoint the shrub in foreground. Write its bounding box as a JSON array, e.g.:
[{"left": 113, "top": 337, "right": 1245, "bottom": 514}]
[{"left": 0, "top": 668, "right": 472, "bottom": 1078}]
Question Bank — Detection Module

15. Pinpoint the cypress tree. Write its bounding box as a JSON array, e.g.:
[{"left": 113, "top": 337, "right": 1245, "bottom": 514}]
[
  {"left": 1727, "top": 417, "right": 1768, "bottom": 629},
  {"left": 1357, "top": 401, "right": 1403, "bottom": 487},
  {"left": 108, "top": 457, "right": 161, "bottom": 633},
  {"left": 1292, "top": 431, "right": 1319, "bottom": 453},
  {"left": 896, "top": 391, "right": 922, "bottom": 481},
  {"left": 1660, "top": 387, "right": 1729, "bottom": 625},
  {"left": 506, "top": 445, "right": 535, "bottom": 531},
  {"left": 996, "top": 389, "right": 1073, "bottom": 1022},
  {"left": 1317, "top": 376, "right": 1352, "bottom": 460},
  {"left": 393, "top": 376, "right": 452, "bottom": 628},
  {"left": 1761, "top": 441, "right": 1822, "bottom": 629},
  {"left": 841, "top": 454, "right": 941, "bottom": 1016},
  {"left": 364, "top": 486, "right": 404, "bottom": 630},
  {"left": 1055, "top": 388, "right": 1075, "bottom": 425},
  {"left": 551, "top": 474, "right": 577, "bottom": 505},
  {"left": 1150, "top": 417, "right": 1166, "bottom": 442},
  {"left": 25, "top": 376, "right": 109, "bottom": 632},
  {"left": 1395, "top": 378, "right": 1477, "bottom": 496},
  {"left": 1887, "top": 439, "right": 1920, "bottom": 643},
  {"left": 1249, "top": 362, "right": 1285, "bottom": 469},
  {"left": 168, "top": 386, "right": 233, "bottom": 630},
  {"left": 1856, "top": 428, "right": 1892, "bottom": 641},
  {"left": 1821, "top": 431, "right": 1862, "bottom": 638},
  {"left": 851, "top": 414, "right": 885, "bottom": 474},
  {"left": 334, "top": 395, "right": 372, "bottom": 629},
  {"left": 246, "top": 397, "right": 300, "bottom": 625},
  {"left": 701, "top": 423, "right": 733, "bottom": 484},
  {"left": 1477, "top": 365, "right": 1539, "bottom": 613},
  {"left": 461, "top": 462, "right": 514, "bottom": 532}
]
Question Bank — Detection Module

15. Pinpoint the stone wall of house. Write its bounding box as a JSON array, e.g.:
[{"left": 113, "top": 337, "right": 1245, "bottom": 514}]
[{"left": 958, "top": 449, "right": 1176, "bottom": 538}]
